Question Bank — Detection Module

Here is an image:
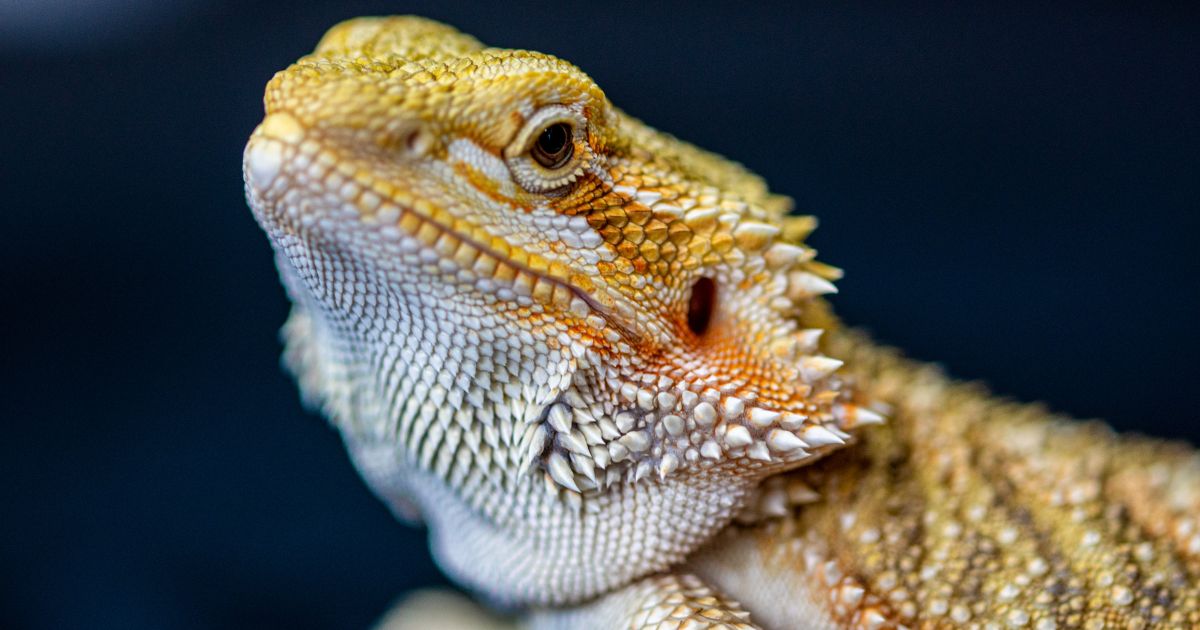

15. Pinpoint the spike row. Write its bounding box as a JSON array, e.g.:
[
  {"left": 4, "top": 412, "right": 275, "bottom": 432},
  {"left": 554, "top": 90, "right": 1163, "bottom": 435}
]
[{"left": 532, "top": 360, "right": 882, "bottom": 496}]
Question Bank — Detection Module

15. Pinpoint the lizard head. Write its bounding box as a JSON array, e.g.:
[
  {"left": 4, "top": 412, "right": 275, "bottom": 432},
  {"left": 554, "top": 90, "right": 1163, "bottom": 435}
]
[{"left": 244, "top": 16, "right": 881, "bottom": 605}]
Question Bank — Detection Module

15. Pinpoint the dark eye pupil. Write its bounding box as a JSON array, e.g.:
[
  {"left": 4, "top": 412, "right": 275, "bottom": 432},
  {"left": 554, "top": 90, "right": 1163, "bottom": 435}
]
[
  {"left": 532, "top": 123, "right": 573, "bottom": 168},
  {"left": 687, "top": 277, "right": 717, "bottom": 336},
  {"left": 539, "top": 124, "right": 568, "bottom": 153}
]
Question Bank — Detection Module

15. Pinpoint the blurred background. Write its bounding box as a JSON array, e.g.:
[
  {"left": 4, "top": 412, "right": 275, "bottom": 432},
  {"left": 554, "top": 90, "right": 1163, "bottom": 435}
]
[{"left": 2, "top": 1, "right": 1197, "bottom": 628}]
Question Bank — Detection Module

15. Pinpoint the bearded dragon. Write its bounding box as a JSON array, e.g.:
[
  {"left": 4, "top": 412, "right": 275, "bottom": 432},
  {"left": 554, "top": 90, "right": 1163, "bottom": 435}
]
[{"left": 242, "top": 16, "right": 1200, "bottom": 629}]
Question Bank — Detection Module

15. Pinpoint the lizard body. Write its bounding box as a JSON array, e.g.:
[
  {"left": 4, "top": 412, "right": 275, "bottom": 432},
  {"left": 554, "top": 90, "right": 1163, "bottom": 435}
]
[{"left": 243, "top": 17, "right": 1200, "bottom": 628}]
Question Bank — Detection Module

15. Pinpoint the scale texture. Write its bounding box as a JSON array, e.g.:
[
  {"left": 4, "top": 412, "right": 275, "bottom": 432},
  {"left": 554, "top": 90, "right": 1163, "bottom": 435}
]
[{"left": 243, "top": 16, "right": 1200, "bottom": 629}]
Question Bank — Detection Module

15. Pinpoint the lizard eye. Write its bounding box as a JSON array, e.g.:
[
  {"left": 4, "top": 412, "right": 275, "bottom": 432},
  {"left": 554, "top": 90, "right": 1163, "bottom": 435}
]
[
  {"left": 505, "top": 105, "right": 591, "bottom": 193},
  {"left": 531, "top": 123, "right": 573, "bottom": 169}
]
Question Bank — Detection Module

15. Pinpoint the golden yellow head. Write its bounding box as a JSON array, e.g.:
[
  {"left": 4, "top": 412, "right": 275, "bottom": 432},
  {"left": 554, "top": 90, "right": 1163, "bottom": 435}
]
[{"left": 244, "top": 14, "right": 878, "bottom": 606}]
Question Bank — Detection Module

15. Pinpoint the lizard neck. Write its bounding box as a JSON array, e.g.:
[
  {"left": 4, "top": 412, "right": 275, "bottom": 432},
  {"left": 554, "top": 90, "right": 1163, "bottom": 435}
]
[{"left": 347, "top": 432, "right": 759, "bottom": 606}]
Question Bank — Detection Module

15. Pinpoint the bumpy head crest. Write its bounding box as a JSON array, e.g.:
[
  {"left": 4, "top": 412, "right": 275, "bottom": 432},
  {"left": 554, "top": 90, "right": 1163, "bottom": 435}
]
[{"left": 244, "top": 16, "right": 880, "bottom": 605}]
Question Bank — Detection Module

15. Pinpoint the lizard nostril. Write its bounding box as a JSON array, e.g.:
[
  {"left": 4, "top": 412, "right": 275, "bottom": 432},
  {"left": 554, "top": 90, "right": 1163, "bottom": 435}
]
[
  {"left": 379, "top": 120, "right": 433, "bottom": 157},
  {"left": 687, "top": 277, "right": 717, "bottom": 337},
  {"left": 403, "top": 127, "right": 432, "bottom": 156}
]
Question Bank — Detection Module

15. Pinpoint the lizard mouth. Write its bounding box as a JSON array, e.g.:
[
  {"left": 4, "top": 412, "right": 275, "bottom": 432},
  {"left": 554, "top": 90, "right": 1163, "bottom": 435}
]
[{"left": 244, "top": 112, "right": 631, "bottom": 338}]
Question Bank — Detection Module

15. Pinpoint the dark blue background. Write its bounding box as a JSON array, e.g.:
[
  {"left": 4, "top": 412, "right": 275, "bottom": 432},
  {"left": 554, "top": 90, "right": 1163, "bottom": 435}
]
[{"left": 3, "top": 2, "right": 1197, "bottom": 628}]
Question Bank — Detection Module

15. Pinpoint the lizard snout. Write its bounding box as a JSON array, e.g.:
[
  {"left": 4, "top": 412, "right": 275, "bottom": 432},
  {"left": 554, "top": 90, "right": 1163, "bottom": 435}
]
[{"left": 244, "top": 112, "right": 305, "bottom": 192}]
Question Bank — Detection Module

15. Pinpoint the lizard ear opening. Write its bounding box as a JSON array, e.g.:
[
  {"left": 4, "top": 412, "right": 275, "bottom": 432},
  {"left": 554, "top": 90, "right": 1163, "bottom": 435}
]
[{"left": 687, "top": 277, "right": 717, "bottom": 337}]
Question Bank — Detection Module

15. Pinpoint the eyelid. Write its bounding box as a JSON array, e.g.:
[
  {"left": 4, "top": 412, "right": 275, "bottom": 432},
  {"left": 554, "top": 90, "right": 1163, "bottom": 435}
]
[{"left": 505, "top": 105, "right": 585, "bottom": 159}]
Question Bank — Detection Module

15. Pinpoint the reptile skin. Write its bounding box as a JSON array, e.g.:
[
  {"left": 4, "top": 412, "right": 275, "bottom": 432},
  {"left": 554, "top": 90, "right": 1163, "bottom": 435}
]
[{"left": 243, "top": 17, "right": 1200, "bottom": 629}]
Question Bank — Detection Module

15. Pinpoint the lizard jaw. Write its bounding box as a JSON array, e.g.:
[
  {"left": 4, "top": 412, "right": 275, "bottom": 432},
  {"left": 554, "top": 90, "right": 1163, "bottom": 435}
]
[
  {"left": 244, "top": 112, "right": 624, "bottom": 331},
  {"left": 245, "top": 112, "right": 871, "bottom": 483}
]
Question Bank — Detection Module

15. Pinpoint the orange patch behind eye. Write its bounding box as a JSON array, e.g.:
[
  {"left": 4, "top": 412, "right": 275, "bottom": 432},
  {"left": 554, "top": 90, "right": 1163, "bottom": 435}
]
[{"left": 547, "top": 171, "right": 612, "bottom": 216}]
